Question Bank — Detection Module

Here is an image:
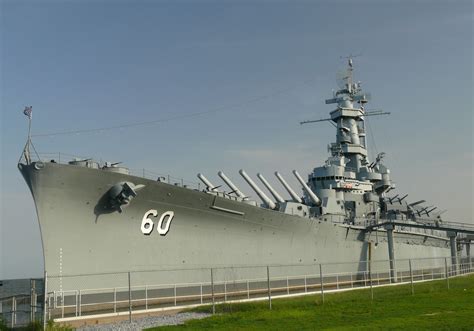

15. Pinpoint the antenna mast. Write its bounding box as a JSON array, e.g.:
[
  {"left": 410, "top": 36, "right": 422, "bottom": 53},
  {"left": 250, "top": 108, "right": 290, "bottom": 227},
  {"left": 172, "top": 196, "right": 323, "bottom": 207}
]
[{"left": 300, "top": 57, "right": 389, "bottom": 169}]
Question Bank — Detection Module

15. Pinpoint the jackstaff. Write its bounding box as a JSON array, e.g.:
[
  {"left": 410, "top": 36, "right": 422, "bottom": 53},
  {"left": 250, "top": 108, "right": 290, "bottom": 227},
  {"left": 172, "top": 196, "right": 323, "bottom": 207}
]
[{"left": 21, "top": 105, "right": 34, "bottom": 164}]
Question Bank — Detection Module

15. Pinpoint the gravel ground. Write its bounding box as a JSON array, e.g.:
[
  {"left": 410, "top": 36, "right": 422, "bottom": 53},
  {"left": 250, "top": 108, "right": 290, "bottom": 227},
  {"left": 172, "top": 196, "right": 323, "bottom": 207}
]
[{"left": 76, "top": 312, "right": 211, "bottom": 331}]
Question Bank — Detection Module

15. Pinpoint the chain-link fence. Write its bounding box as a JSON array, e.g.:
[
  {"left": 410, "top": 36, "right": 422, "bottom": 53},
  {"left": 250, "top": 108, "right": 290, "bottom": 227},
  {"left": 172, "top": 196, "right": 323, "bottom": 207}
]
[
  {"left": 37, "top": 255, "right": 473, "bottom": 325},
  {"left": 0, "top": 278, "right": 44, "bottom": 328}
]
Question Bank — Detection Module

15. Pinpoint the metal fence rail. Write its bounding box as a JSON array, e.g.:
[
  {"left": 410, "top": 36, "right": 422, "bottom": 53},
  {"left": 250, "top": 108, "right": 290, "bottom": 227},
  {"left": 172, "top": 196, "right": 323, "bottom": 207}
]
[
  {"left": 2, "top": 257, "right": 471, "bottom": 328},
  {"left": 0, "top": 280, "right": 44, "bottom": 328},
  {"left": 41, "top": 256, "right": 473, "bottom": 324}
]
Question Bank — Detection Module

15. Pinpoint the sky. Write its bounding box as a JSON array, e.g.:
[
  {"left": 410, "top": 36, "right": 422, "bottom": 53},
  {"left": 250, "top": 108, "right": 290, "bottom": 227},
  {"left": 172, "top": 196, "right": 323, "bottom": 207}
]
[{"left": 1, "top": 0, "right": 472, "bottom": 279}]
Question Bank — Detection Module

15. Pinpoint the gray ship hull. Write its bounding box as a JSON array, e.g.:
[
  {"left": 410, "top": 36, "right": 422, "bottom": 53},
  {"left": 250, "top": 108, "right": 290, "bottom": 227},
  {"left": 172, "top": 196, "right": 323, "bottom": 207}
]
[{"left": 19, "top": 161, "right": 450, "bottom": 291}]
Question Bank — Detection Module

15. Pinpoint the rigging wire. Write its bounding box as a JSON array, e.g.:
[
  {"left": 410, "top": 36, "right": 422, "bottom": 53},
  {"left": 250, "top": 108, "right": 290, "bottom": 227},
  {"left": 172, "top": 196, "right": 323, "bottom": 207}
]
[
  {"left": 32, "top": 77, "right": 319, "bottom": 138},
  {"left": 365, "top": 113, "right": 378, "bottom": 159}
]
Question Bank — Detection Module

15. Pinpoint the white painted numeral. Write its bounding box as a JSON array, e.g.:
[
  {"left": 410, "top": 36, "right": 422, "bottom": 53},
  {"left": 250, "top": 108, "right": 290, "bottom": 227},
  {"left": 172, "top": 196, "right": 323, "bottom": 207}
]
[
  {"left": 157, "top": 211, "right": 174, "bottom": 236},
  {"left": 140, "top": 210, "right": 174, "bottom": 236},
  {"left": 141, "top": 209, "right": 158, "bottom": 235}
]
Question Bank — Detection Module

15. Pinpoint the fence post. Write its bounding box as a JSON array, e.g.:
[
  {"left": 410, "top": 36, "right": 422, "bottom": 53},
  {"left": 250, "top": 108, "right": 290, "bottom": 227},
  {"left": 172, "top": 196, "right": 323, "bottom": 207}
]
[
  {"left": 409, "top": 259, "right": 414, "bottom": 295},
  {"left": 43, "top": 271, "right": 48, "bottom": 330},
  {"left": 369, "top": 263, "right": 373, "bottom": 301},
  {"left": 200, "top": 284, "right": 203, "bottom": 304},
  {"left": 128, "top": 272, "right": 132, "bottom": 323},
  {"left": 61, "top": 292, "right": 64, "bottom": 318},
  {"left": 75, "top": 290, "right": 78, "bottom": 317},
  {"left": 266, "top": 266, "right": 272, "bottom": 310},
  {"left": 11, "top": 297, "right": 16, "bottom": 328},
  {"left": 145, "top": 285, "right": 148, "bottom": 310},
  {"left": 286, "top": 276, "right": 289, "bottom": 295},
  {"left": 247, "top": 280, "right": 250, "bottom": 299},
  {"left": 174, "top": 284, "right": 177, "bottom": 306},
  {"left": 48, "top": 296, "right": 51, "bottom": 320},
  {"left": 304, "top": 275, "right": 307, "bottom": 293},
  {"left": 211, "top": 268, "right": 215, "bottom": 314},
  {"left": 445, "top": 257, "right": 450, "bottom": 290},
  {"left": 30, "top": 279, "right": 36, "bottom": 323},
  {"left": 79, "top": 290, "right": 82, "bottom": 316},
  {"left": 319, "top": 264, "right": 324, "bottom": 303}
]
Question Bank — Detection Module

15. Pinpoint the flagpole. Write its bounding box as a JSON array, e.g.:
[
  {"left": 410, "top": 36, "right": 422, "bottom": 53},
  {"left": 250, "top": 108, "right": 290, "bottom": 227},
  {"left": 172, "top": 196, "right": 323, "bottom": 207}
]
[
  {"left": 28, "top": 115, "right": 32, "bottom": 143},
  {"left": 23, "top": 106, "right": 33, "bottom": 164}
]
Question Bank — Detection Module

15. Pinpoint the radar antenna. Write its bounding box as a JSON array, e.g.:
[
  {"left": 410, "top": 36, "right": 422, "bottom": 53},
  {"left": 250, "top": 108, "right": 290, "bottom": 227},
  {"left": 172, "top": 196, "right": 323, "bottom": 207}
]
[{"left": 300, "top": 111, "right": 390, "bottom": 126}]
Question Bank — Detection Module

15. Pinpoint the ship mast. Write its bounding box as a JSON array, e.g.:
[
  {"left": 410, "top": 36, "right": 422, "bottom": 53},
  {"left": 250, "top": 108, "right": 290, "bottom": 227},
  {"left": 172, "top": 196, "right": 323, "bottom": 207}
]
[
  {"left": 327, "top": 58, "right": 368, "bottom": 170},
  {"left": 301, "top": 58, "right": 389, "bottom": 170}
]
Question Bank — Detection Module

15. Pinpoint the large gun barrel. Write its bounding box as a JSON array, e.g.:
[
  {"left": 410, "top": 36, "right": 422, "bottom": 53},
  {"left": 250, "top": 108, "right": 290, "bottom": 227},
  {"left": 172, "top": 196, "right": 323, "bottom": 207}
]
[
  {"left": 274, "top": 171, "right": 302, "bottom": 203},
  {"left": 239, "top": 169, "right": 276, "bottom": 209},
  {"left": 197, "top": 173, "right": 219, "bottom": 192},
  {"left": 292, "top": 170, "right": 321, "bottom": 206},
  {"left": 257, "top": 173, "right": 285, "bottom": 204},
  {"left": 218, "top": 171, "right": 246, "bottom": 198}
]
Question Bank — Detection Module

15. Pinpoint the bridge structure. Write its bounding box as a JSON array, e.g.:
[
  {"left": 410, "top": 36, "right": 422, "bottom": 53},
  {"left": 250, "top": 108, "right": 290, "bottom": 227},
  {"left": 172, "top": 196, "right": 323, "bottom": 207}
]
[{"left": 365, "top": 219, "right": 474, "bottom": 282}]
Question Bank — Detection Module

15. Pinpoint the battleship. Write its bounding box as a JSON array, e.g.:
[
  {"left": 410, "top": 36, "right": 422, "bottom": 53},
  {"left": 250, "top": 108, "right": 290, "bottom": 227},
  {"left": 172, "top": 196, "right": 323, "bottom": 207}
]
[{"left": 18, "top": 59, "right": 471, "bottom": 292}]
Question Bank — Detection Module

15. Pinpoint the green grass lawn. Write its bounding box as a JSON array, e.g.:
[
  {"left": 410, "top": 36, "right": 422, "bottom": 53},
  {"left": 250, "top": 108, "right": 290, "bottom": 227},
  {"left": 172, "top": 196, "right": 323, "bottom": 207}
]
[{"left": 148, "top": 274, "right": 474, "bottom": 330}]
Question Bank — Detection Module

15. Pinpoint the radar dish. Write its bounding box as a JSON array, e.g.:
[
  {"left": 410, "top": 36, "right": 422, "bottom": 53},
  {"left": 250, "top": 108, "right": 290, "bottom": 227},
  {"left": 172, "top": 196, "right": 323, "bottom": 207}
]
[{"left": 336, "top": 68, "right": 352, "bottom": 89}]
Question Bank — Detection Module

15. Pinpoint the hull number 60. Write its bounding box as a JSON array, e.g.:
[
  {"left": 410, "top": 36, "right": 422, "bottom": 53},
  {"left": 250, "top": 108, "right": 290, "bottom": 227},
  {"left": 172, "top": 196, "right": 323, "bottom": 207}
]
[{"left": 141, "top": 210, "right": 174, "bottom": 236}]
